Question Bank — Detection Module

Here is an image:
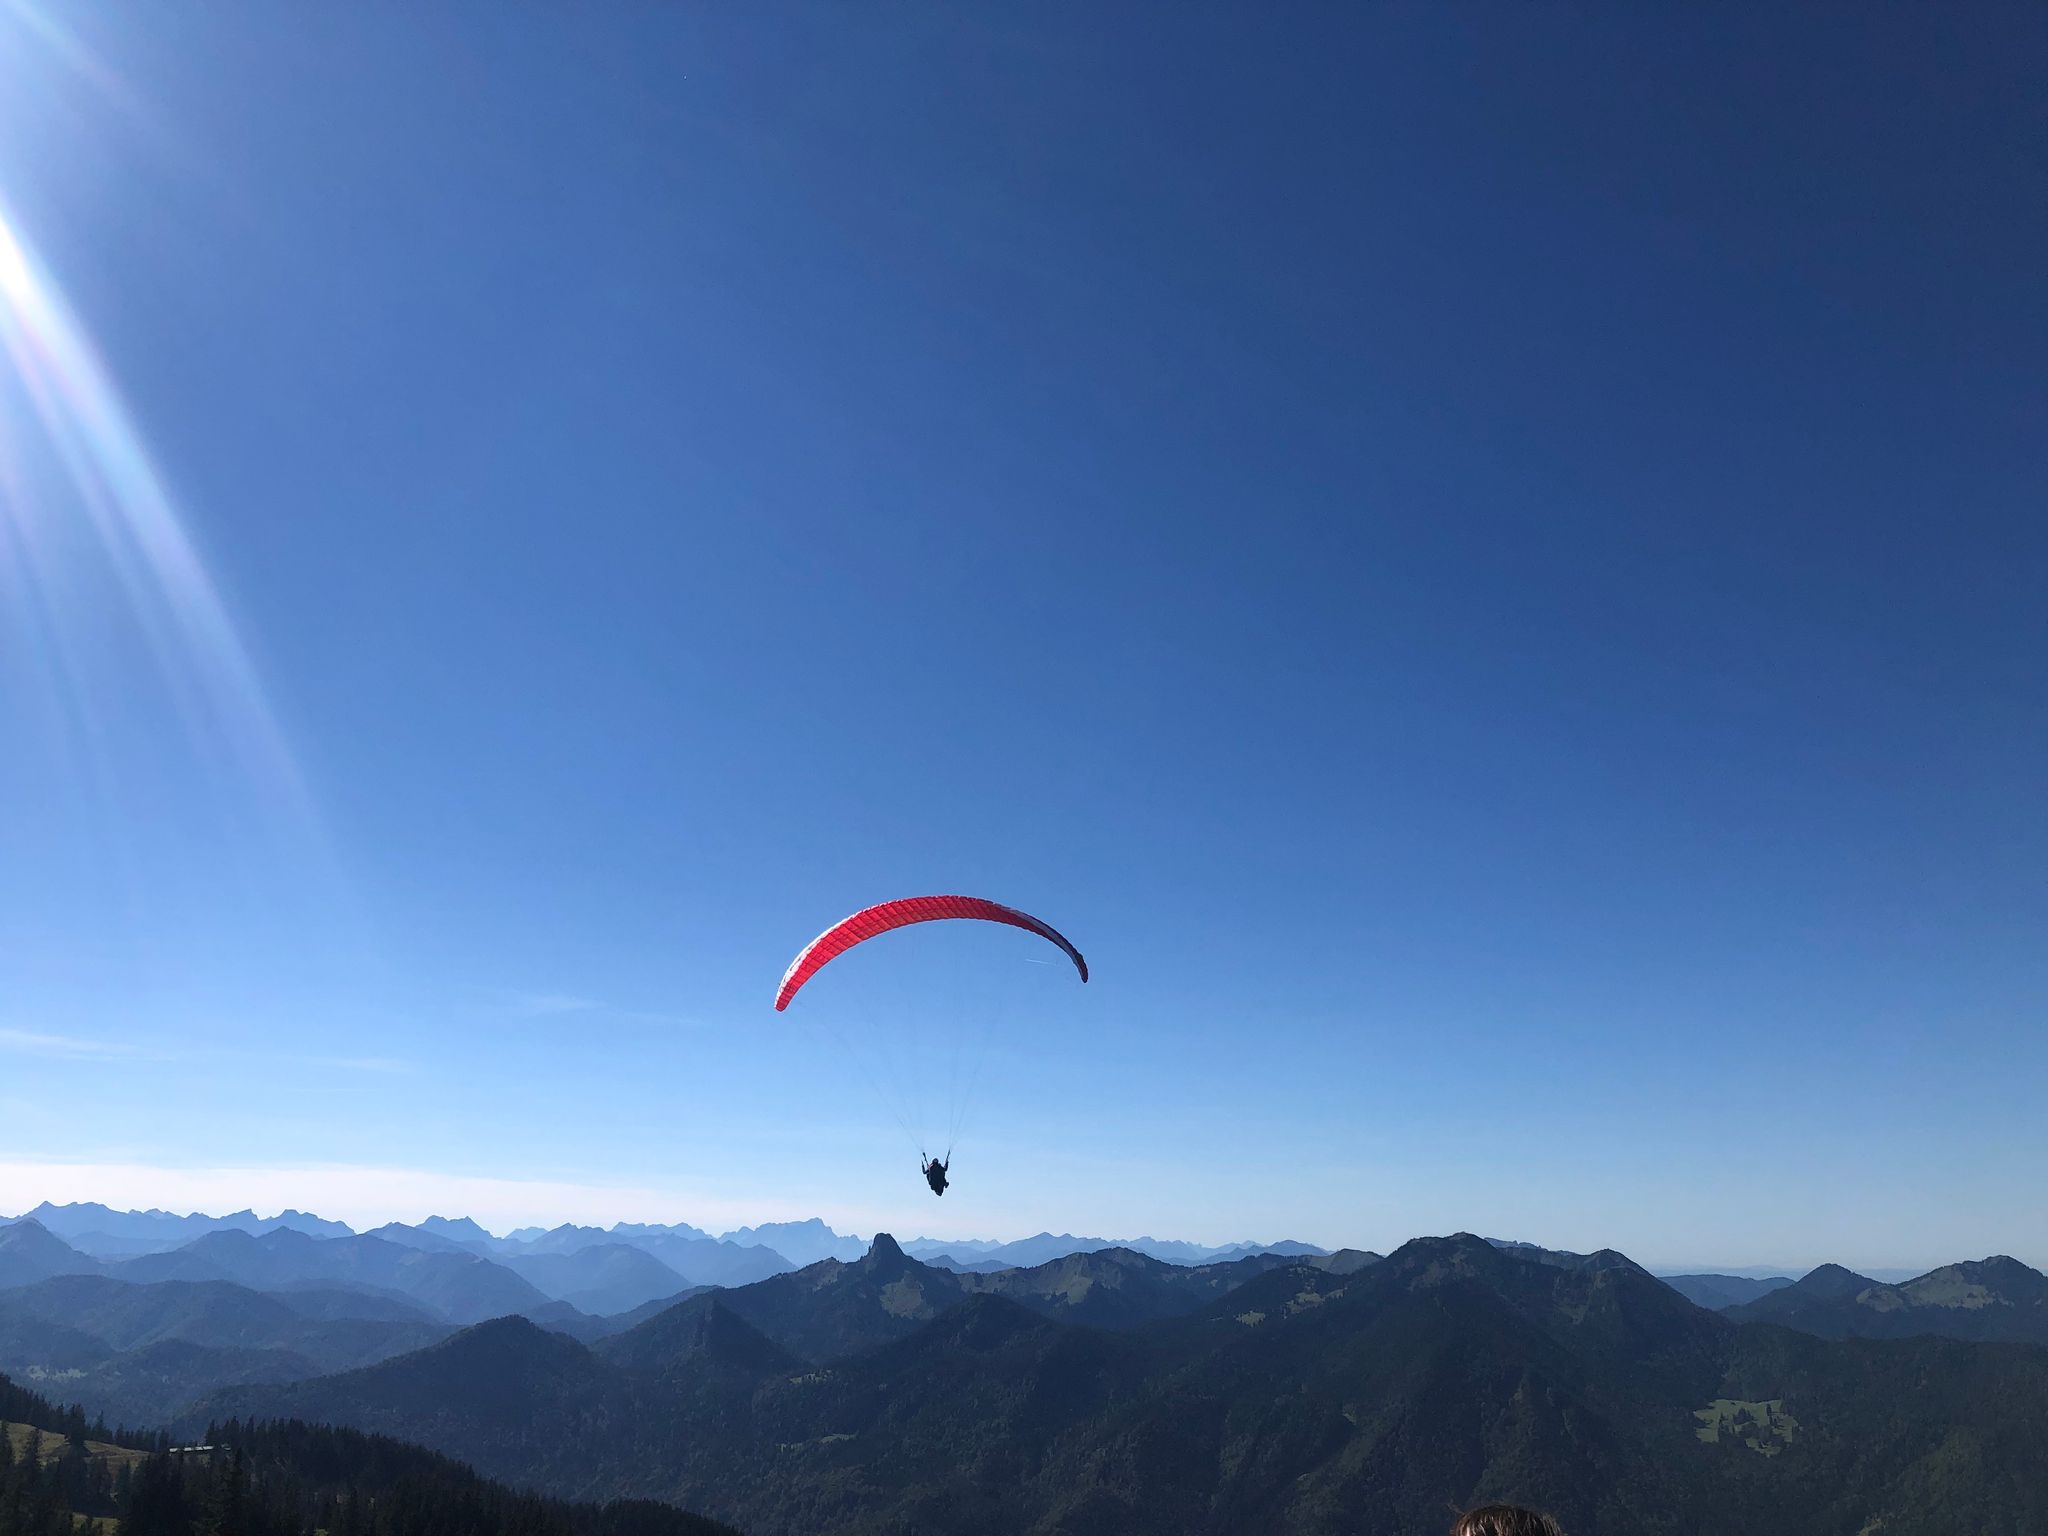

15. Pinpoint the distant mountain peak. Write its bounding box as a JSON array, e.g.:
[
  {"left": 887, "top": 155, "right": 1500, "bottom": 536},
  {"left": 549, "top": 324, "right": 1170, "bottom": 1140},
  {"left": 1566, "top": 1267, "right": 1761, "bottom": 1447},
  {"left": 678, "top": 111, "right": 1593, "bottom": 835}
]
[
  {"left": 1795, "top": 1263, "right": 1878, "bottom": 1297},
  {"left": 257, "top": 1226, "right": 321, "bottom": 1248},
  {"left": 422, "top": 1216, "right": 495, "bottom": 1240},
  {"left": 450, "top": 1313, "right": 551, "bottom": 1345},
  {"left": 1728, "top": 1253, "right": 2048, "bottom": 1344},
  {"left": 1406, "top": 1231, "right": 1500, "bottom": 1263},
  {"left": 0, "top": 1220, "right": 101, "bottom": 1288},
  {"left": 862, "top": 1232, "right": 909, "bottom": 1271},
  {"left": 612, "top": 1220, "right": 713, "bottom": 1242},
  {"left": 1894, "top": 1255, "right": 2046, "bottom": 1311},
  {"left": 0, "top": 1217, "right": 81, "bottom": 1254},
  {"left": 672, "top": 1299, "right": 801, "bottom": 1374},
  {"left": 709, "top": 1219, "right": 861, "bottom": 1264},
  {"left": 412, "top": 1312, "right": 606, "bottom": 1378}
]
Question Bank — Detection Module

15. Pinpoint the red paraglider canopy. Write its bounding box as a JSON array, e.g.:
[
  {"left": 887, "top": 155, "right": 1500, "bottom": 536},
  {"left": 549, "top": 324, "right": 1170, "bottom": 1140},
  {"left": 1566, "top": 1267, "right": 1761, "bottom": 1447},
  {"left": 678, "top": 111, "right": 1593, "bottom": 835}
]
[{"left": 775, "top": 895, "right": 1088, "bottom": 1012}]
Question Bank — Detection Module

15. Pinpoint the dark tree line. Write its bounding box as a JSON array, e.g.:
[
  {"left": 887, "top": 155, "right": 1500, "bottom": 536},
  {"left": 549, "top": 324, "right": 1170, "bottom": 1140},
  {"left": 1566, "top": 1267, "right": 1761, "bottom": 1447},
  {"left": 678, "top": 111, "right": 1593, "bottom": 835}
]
[
  {"left": 2, "top": 1370, "right": 168, "bottom": 1536},
  {"left": 0, "top": 1374, "right": 164, "bottom": 1453},
  {"left": 1, "top": 1419, "right": 106, "bottom": 1536},
  {"left": 0, "top": 1372, "right": 734, "bottom": 1536}
]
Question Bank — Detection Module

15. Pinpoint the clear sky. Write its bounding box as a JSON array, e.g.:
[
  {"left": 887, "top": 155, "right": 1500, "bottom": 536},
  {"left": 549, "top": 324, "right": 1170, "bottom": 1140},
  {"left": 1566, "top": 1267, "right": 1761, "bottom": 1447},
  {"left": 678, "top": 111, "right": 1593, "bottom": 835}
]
[{"left": 0, "top": 5, "right": 2041, "bottom": 1273}]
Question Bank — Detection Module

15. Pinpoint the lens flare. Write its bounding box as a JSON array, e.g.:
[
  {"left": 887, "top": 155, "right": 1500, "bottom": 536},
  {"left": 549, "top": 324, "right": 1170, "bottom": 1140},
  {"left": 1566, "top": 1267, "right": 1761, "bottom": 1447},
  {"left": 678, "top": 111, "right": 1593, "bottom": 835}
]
[{"left": 0, "top": 197, "right": 313, "bottom": 828}]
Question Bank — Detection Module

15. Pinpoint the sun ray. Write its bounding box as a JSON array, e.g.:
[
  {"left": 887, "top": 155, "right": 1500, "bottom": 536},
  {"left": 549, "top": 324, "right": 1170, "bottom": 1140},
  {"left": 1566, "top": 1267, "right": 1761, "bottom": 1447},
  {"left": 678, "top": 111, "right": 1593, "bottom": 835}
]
[{"left": 0, "top": 197, "right": 315, "bottom": 831}]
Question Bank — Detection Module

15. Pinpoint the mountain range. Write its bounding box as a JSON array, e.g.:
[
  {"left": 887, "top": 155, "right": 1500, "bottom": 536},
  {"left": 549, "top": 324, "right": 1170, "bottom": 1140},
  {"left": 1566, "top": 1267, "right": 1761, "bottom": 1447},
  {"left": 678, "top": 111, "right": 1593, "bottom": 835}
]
[
  {"left": 8, "top": 1201, "right": 2048, "bottom": 1531},
  {"left": 1, "top": 1202, "right": 351, "bottom": 1258},
  {"left": 0, "top": 1211, "right": 1343, "bottom": 1429},
  {"left": 598, "top": 1235, "right": 1332, "bottom": 1367},
  {"left": 195, "top": 1232, "right": 2048, "bottom": 1535},
  {"left": 1725, "top": 1256, "right": 2048, "bottom": 1343},
  {"left": 2, "top": 1203, "right": 1340, "bottom": 1274},
  {"left": 0, "top": 1266, "right": 449, "bottom": 1425}
]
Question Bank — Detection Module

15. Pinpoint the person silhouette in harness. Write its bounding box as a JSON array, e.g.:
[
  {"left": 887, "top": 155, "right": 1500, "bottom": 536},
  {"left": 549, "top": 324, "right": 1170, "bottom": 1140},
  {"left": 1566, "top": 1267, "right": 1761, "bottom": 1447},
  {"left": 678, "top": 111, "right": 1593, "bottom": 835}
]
[{"left": 921, "top": 1155, "right": 950, "bottom": 1196}]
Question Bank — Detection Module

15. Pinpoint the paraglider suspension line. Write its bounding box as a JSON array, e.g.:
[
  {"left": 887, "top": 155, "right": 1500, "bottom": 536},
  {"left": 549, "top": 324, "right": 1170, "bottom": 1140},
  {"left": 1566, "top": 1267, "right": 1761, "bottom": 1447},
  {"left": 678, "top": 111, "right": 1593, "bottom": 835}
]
[{"left": 820, "top": 1017, "right": 929, "bottom": 1161}]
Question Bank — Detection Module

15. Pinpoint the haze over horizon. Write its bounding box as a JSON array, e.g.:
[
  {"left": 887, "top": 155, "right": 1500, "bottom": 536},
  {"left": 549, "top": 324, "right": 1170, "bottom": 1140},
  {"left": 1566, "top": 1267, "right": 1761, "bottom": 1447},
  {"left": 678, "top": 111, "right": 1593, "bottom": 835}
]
[
  {"left": 1, "top": 7, "right": 2041, "bottom": 1274},
  {"left": 0, "top": 1189, "right": 2007, "bottom": 1282}
]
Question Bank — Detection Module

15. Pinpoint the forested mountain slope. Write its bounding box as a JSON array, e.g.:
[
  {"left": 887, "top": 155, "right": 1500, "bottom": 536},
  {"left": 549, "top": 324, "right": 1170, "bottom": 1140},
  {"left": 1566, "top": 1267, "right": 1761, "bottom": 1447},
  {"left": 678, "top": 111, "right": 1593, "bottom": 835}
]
[{"left": 208, "top": 1234, "right": 2048, "bottom": 1535}]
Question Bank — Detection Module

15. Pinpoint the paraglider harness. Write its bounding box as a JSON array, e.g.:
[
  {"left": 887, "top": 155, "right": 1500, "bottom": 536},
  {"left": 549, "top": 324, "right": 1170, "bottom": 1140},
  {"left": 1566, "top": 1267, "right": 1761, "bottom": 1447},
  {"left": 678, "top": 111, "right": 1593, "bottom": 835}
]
[{"left": 922, "top": 1155, "right": 950, "bottom": 1197}]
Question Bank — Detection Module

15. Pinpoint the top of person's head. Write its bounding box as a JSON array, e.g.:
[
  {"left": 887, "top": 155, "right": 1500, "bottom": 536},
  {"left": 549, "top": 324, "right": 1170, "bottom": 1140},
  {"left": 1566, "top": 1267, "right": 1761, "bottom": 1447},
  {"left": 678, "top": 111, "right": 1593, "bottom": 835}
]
[{"left": 1450, "top": 1506, "right": 1565, "bottom": 1536}]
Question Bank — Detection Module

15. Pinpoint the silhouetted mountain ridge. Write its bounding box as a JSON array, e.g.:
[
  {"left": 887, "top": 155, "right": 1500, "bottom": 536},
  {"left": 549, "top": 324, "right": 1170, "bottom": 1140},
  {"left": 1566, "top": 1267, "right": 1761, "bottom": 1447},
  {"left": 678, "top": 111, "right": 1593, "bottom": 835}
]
[
  {"left": 0, "top": 1270, "right": 454, "bottom": 1424},
  {"left": 3, "top": 1203, "right": 351, "bottom": 1258},
  {"left": 110, "top": 1228, "right": 553, "bottom": 1325},
  {"left": 1728, "top": 1254, "right": 2048, "bottom": 1342},
  {"left": 5, "top": 1203, "right": 1371, "bottom": 1282},
  {"left": 0, "top": 1219, "right": 99, "bottom": 1287},
  {"left": 202, "top": 1232, "right": 2048, "bottom": 1534}
]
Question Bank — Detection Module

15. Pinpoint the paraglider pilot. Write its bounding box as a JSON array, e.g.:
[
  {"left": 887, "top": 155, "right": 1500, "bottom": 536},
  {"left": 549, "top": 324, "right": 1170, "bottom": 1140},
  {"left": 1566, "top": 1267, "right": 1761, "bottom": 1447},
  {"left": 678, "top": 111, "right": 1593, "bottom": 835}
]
[{"left": 922, "top": 1155, "right": 949, "bottom": 1196}]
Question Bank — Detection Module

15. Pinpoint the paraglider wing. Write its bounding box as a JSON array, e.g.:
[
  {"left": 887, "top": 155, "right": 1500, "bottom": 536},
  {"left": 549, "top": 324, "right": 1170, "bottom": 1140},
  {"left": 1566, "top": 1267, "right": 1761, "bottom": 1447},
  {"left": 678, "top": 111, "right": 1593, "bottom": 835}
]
[{"left": 774, "top": 895, "right": 1088, "bottom": 1011}]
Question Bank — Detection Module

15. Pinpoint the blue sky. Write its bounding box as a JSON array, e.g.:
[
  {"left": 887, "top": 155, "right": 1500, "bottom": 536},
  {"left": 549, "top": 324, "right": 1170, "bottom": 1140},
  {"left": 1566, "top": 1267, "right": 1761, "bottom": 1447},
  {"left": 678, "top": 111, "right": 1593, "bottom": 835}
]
[{"left": 0, "top": 5, "right": 2041, "bottom": 1271}]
